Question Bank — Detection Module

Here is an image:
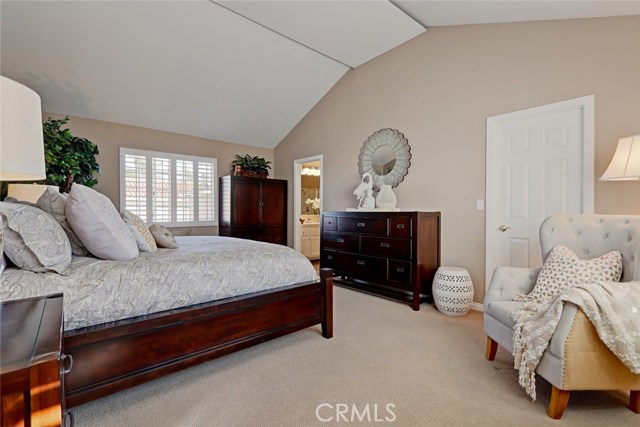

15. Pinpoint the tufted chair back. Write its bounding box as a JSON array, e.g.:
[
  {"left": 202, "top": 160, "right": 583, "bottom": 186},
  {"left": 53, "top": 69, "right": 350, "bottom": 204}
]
[{"left": 539, "top": 214, "right": 640, "bottom": 282}]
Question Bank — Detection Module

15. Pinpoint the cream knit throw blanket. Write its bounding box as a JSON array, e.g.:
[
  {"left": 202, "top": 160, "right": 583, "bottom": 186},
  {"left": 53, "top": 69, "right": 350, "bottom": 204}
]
[{"left": 512, "top": 281, "right": 640, "bottom": 400}]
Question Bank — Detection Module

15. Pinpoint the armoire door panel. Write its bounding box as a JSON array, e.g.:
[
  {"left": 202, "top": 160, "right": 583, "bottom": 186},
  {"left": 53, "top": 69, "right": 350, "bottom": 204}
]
[
  {"left": 233, "top": 181, "right": 261, "bottom": 226},
  {"left": 261, "top": 180, "right": 286, "bottom": 227}
]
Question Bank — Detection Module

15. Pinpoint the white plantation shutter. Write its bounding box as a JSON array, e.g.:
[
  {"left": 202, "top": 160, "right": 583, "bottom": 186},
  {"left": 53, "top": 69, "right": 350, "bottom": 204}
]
[
  {"left": 152, "top": 157, "right": 172, "bottom": 223},
  {"left": 120, "top": 148, "right": 217, "bottom": 226},
  {"left": 123, "top": 154, "right": 147, "bottom": 222},
  {"left": 175, "top": 159, "right": 194, "bottom": 223},
  {"left": 198, "top": 162, "right": 215, "bottom": 221}
]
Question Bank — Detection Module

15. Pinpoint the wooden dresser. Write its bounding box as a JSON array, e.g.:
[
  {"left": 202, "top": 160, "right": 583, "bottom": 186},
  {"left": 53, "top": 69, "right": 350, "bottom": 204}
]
[
  {"left": 1, "top": 294, "right": 68, "bottom": 427},
  {"left": 320, "top": 211, "right": 440, "bottom": 310},
  {"left": 219, "top": 175, "right": 287, "bottom": 245}
]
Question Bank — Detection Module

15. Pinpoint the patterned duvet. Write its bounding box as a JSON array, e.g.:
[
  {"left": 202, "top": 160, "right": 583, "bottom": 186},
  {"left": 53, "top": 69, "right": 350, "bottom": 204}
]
[{"left": 0, "top": 236, "right": 318, "bottom": 330}]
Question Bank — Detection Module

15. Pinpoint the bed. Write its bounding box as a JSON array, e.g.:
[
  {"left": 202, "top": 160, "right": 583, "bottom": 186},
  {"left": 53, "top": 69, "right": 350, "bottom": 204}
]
[{"left": 0, "top": 236, "right": 333, "bottom": 408}]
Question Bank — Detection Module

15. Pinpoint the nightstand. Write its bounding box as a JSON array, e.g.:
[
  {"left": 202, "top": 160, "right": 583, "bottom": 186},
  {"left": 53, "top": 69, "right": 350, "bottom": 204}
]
[{"left": 1, "top": 294, "right": 67, "bottom": 427}]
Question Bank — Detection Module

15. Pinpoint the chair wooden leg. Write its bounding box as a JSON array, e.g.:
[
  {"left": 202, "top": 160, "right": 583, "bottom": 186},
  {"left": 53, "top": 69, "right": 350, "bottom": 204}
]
[
  {"left": 548, "top": 386, "right": 570, "bottom": 419},
  {"left": 485, "top": 337, "right": 498, "bottom": 361},
  {"left": 630, "top": 390, "right": 639, "bottom": 413}
]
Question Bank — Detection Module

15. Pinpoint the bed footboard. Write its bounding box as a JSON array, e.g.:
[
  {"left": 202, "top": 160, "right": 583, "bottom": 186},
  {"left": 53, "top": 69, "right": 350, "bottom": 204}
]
[{"left": 64, "top": 270, "right": 333, "bottom": 407}]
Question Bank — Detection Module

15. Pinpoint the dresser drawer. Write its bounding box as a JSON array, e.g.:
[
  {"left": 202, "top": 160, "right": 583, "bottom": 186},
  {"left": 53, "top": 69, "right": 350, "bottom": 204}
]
[
  {"left": 322, "top": 233, "right": 359, "bottom": 252},
  {"left": 321, "top": 250, "right": 338, "bottom": 270},
  {"left": 388, "top": 260, "right": 413, "bottom": 291},
  {"left": 360, "top": 236, "right": 411, "bottom": 259},
  {"left": 338, "top": 216, "right": 387, "bottom": 235},
  {"left": 323, "top": 216, "right": 337, "bottom": 232},
  {"left": 389, "top": 216, "right": 412, "bottom": 238},
  {"left": 335, "top": 253, "right": 387, "bottom": 282}
]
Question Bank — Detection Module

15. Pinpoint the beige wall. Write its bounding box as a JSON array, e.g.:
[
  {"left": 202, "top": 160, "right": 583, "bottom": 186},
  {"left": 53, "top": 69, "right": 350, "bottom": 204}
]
[
  {"left": 45, "top": 113, "right": 274, "bottom": 235},
  {"left": 274, "top": 16, "right": 640, "bottom": 303}
]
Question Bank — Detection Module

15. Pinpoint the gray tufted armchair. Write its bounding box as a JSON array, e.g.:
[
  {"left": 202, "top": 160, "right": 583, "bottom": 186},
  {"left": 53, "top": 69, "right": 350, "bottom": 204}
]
[{"left": 483, "top": 214, "right": 640, "bottom": 419}]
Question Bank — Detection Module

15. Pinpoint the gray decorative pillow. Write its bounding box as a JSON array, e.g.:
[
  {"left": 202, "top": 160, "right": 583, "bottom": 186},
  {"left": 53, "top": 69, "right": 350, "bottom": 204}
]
[
  {"left": 520, "top": 245, "right": 623, "bottom": 304},
  {"left": 0, "top": 202, "right": 72, "bottom": 274},
  {"left": 0, "top": 217, "right": 6, "bottom": 275},
  {"left": 149, "top": 224, "right": 178, "bottom": 249},
  {"left": 121, "top": 210, "right": 157, "bottom": 252},
  {"left": 36, "top": 187, "right": 90, "bottom": 256},
  {"left": 65, "top": 184, "right": 139, "bottom": 261}
]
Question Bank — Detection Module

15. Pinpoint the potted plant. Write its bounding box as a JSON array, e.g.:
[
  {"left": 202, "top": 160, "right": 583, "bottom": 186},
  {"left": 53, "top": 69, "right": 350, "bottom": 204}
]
[
  {"left": 42, "top": 116, "right": 100, "bottom": 192},
  {"left": 232, "top": 154, "right": 272, "bottom": 178}
]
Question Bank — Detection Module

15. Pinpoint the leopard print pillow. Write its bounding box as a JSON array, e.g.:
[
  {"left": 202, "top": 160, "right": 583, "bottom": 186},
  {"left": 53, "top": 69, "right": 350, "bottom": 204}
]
[{"left": 523, "top": 245, "right": 623, "bottom": 304}]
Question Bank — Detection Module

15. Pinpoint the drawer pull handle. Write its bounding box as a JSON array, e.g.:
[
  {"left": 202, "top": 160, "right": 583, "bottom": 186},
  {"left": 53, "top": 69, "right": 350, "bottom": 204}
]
[
  {"left": 61, "top": 353, "right": 73, "bottom": 375},
  {"left": 337, "top": 238, "right": 344, "bottom": 243},
  {"left": 357, "top": 222, "right": 366, "bottom": 227},
  {"left": 380, "top": 243, "right": 390, "bottom": 248},
  {"left": 397, "top": 224, "right": 405, "bottom": 229},
  {"left": 397, "top": 267, "right": 405, "bottom": 273},
  {"left": 357, "top": 260, "right": 366, "bottom": 265}
]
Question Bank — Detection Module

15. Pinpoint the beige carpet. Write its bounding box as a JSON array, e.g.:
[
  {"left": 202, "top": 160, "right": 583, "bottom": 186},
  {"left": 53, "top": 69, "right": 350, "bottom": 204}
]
[{"left": 71, "top": 287, "right": 637, "bottom": 426}]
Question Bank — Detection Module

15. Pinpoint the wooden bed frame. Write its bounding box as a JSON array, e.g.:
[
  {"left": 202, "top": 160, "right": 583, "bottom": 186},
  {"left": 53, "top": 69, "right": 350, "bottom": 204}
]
[{"left": 63, "top": 269, "right": 333, "bottom": 408}]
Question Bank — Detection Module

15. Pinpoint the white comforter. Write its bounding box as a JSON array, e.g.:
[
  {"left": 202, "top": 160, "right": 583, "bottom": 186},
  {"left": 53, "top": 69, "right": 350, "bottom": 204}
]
[{"left": 0, "top": 236, "right": 317, "bottom": 330}]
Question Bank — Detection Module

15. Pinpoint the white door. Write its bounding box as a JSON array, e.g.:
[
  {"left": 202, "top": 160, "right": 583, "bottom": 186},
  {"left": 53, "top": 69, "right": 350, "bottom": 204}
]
[{"left": 485, "top": 96, "right": 594, "bottom": 288}]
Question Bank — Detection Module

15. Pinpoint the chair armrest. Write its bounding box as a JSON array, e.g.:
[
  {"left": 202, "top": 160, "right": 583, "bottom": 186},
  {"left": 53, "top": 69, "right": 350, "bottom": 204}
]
[{"left": 484, "top": 266, "right": 541, "bottom": 309}]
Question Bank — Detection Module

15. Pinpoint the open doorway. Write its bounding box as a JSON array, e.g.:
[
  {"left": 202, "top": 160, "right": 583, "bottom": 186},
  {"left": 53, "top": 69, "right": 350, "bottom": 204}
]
[{"left": 293, "top": 155, "right": 323, "bottom": 260}]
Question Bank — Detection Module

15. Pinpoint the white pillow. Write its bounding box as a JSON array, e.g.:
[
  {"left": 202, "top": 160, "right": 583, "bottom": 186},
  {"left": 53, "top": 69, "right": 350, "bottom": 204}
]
[
  {"left": 519, "top": 244, "right": 623, "bottom": 304},
  {"left": 65, "top": 184, "right": 139, "bottom": 261},
  {"left": 37, "top": 187, "right": 90, "bottom": 256},
  {"left": 121, "top": 210, "right": 157, "bottom": 252},
  {"left": 0, "top": 203, "right": 72, "bottom": 274}
]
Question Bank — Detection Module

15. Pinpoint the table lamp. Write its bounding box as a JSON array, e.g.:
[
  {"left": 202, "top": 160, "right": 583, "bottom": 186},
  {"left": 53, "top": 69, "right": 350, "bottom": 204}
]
[
  {"left": 0, "top": 76, "right": 46, "bottom": 181},
  {"left": 600, "top": 135, "right": 640, "bottom": 181}
]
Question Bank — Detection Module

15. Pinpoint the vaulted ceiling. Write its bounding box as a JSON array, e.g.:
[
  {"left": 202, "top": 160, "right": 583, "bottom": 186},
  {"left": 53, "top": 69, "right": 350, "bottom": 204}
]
[{"left": 2, "top": 1, "right": 638, "bottom": 149}]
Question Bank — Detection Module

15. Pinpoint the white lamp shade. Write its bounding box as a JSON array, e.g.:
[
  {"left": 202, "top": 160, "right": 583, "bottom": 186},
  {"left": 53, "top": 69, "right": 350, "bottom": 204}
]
[
  {"left": 7, "top": 184, "right": 57, "bottom": 203},
  {"left": 600, "top": 135, "right": 640, "bottom": 181},
  {"left": 0, "top": 76, "right": 46, "bottom": 181}
]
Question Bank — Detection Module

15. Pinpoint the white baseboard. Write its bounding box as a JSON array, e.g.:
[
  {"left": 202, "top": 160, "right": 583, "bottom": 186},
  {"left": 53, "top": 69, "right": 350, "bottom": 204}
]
[{"left": 470, "top": 302, "right": 484, "bottom": 312}]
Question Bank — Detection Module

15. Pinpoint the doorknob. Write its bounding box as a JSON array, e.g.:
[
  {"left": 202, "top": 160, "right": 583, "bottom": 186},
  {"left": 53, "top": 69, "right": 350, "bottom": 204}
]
[{"left": 498, "top": 225, "right": 512, "bottom": 232}]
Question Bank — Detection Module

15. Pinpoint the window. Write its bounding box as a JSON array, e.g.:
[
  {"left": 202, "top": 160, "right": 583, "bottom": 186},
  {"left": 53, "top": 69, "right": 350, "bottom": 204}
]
[{"left": 120, "top": 148, "right": 217, "bottom": 226}]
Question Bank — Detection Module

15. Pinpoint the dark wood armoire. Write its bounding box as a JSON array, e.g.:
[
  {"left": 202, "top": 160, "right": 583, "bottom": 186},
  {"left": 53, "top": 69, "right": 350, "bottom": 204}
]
[{"left": 219, "top": 175, "right": 287, "bottom": 245}]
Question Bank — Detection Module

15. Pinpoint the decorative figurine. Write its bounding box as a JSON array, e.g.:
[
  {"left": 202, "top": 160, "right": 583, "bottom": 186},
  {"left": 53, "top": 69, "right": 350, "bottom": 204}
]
[{"left": 353, "top": 173, "right": 375, "bottom": 209}]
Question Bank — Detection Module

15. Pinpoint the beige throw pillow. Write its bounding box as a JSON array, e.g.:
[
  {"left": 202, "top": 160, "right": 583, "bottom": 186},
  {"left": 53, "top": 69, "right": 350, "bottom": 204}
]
[
  {"left": 121, "top": 210, "right": 157, "bottom": 252},
  {"left": 65, "top": 184, "right": 139, "bottom": 261},
  {"left": 149, "top": 224, "right": 178, "bottom": 249},
  {"left": 36, "top": 187, "right": 90, "bottom": 256},
  {"left": 521, "top": 245, "right": 623, "bottom": 305},
  {"left": 0, "top": 203, "right": 72, "bottom": 274}
]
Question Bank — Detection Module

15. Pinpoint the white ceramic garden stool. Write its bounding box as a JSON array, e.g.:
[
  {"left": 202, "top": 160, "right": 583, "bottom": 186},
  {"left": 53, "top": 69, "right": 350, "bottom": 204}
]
[{"left": 432, "top": 266, "right": 474, "bottom": 316}]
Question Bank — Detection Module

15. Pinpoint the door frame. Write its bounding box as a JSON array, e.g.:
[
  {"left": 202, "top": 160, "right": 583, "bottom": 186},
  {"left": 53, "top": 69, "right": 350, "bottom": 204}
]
[
  {"left": 485, "top": 95, "right": 595, "bottom": 290},
  {"left": 293, "top": 154, "right": 323, "bottom": 253}
]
